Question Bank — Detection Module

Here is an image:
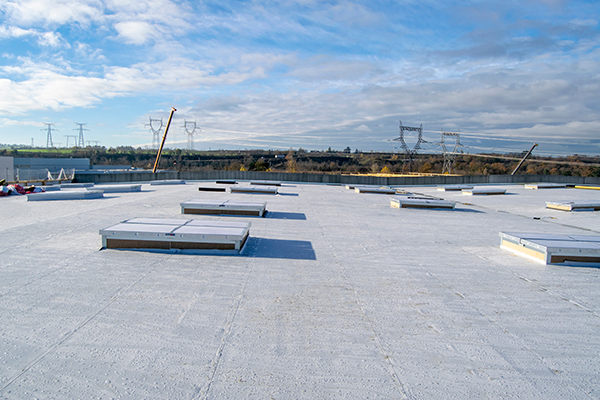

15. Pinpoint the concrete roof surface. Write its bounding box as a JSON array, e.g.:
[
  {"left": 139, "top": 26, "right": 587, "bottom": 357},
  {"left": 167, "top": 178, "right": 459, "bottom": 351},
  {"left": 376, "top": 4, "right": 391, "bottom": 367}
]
[{"left": 1, "top": 182, "right": 599, "bottom": 399}]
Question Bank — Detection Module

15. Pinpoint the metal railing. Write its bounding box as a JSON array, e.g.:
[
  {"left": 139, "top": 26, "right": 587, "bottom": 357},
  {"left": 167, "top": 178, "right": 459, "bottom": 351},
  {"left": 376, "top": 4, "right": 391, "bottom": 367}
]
[{"left": 15, "top": 168, "right": 75, "bottom": 182}]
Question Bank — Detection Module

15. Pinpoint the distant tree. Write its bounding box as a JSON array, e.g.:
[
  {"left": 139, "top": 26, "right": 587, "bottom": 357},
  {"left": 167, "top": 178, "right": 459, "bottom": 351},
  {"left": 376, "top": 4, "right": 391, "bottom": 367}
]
[
  {"left": 419, "top": 162, "right": 432, "bottom": 173},
  {"left": 250, "top": 158, "right": 270, "bottom": 171},
  {"left": 286, "top": 149, "right": 297, "bottom": 173}
]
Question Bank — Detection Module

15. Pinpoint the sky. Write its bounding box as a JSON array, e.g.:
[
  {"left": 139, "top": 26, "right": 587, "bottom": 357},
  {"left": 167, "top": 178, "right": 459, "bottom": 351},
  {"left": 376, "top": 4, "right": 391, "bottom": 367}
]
[{"left": 0, "top": 0, "right": 599, "bottom": 156}]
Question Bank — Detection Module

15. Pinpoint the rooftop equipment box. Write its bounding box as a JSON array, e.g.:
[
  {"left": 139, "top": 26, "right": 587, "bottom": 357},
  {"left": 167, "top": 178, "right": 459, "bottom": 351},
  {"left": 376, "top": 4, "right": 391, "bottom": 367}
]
[
  {"left": 100, "top": 218, "right": 250, "bottom": 253},
  {"left": 181, "top": 199, "right": 266, "bottom": 217},
  {"left": 499, "top": 232, "right": 600, "bottom": 265}
]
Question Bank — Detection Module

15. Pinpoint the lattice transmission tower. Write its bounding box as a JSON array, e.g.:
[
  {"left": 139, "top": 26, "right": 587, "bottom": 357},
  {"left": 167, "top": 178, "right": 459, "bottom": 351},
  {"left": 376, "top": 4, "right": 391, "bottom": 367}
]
[
  {"left": 64, "top": 135, "right": 78, "bottom": 148},
  {"left": 74, "top": 123, "right": 89, "bottom": 147},
  {"left": 392, "top": 121, "right": 426, "bottom": 172},
  {"left": 146, "top": 117, "right": 163, "bottom": 150},
  {"left": 182, "top": 120, "right": 198, "bottom": 150},
  {"left": 437, "top": 129, "right": 463, "bottom": 174},
  {"left": 42, "top": 123, "right": 56, "bottom": 148}
]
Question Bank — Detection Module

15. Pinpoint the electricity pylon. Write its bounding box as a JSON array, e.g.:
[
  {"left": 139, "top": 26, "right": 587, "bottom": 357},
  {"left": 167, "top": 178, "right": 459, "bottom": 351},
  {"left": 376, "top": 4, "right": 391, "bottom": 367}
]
[
  {"left": 182, "top": 120, "right": 198, "bottom": 150},
  {"left": 42, "top": 123, "right": 56, "bottom": 148},
  {"left": 437, "top": 129, "right": 463, "bottom": 174},
  {"left": 147, "top": 118, "right": 163, "bottom": 150},
  {"left": 74, "top": 123, "right": 89, "bottom": 147},
  {"left": 392, "top": 121, "right": 426, "bottom": 173}
]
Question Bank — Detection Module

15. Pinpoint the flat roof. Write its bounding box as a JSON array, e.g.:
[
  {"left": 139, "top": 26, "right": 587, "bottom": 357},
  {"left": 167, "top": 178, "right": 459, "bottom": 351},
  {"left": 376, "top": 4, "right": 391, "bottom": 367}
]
[{"left": 1, "top": 181, "right": 599, "bottom": 398}]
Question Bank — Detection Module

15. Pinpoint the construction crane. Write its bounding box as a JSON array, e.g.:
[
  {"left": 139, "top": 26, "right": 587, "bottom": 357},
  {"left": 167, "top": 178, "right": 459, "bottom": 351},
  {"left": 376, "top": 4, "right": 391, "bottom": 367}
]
[{"left": 511, "top": 143, "right": 538, "bottom": 175}]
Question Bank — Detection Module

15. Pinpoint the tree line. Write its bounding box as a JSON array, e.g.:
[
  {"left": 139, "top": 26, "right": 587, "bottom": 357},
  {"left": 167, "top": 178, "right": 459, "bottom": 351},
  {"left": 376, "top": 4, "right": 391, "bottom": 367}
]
[{"left": 1, "top": 147, "right": 599, "bottom": 177}]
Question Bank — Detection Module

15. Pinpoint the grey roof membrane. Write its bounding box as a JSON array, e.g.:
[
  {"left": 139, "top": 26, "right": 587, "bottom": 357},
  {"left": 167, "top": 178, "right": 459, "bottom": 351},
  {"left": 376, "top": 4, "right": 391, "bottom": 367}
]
[{"left": 1, "top": 181, "right": 600, "bottom": 399}]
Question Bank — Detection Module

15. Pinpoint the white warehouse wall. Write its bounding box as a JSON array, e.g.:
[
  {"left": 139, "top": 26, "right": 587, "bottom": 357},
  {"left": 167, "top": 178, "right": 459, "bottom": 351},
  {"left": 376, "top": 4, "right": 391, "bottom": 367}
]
[{"left": 0, "top": 156, "right": 14, "bottom": 182}]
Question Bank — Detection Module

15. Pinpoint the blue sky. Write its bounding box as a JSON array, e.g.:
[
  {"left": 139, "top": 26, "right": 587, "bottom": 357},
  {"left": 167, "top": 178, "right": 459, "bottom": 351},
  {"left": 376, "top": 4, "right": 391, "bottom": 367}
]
[{"left": 0, "top": 0, "right": 599, "bottom": 156}]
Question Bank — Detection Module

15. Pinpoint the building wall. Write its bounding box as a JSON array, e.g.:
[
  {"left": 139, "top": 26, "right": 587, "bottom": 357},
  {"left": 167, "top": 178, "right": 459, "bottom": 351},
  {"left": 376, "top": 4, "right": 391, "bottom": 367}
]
[
  {"left": 0, "top": 156, "right": 14, "bottom": 182},
  {"left": 13, "top": 157, "right": 90, "bottom": 172}
]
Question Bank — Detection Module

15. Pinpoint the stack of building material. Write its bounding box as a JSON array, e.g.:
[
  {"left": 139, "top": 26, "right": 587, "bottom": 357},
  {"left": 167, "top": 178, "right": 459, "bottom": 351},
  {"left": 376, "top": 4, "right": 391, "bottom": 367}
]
[
  {"left": 462, "top": 188, "right": 507, "bottom": 195},
  {"left": 391, "top": 197, "right": 455, "bottom": 209},
  {"left": 437, "top": 185, "right": 474, "bottom": 191},
  {"left": 27, "top": 190, "right": 104, "bottom": 201},
  {"left": 181, "top": 199, "right": 266, "bottom": 217},
  {"left": 230, "top": 185, "right": 278, "bottom": 194},
  {"left": 546, "top": 201, "right": 600, "bottom": 211},
  {"left": 250, "top": 180, "right": 282, "bottom": 186},
  {"left": 524, "top": 183, "right": 567, "bottom": 189},
  {"left": 89, "top": 184, "right": 142, "bottom": 193},
  {"left": 150, "top": 180, "right": 186, "bottom": 185},
  {"left": 100, "top": 218, "right": 250, "bottom": 252},
  {"left": 355, "top": 187, "right": 396, "bottom": 194},
  {"left": 499, "top": 232, "right": 600, "bottom": 265}
]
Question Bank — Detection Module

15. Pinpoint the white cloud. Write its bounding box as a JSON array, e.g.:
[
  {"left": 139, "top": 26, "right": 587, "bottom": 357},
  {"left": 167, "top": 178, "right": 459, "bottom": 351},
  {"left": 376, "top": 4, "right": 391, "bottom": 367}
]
[
  {"left": 0, "top": 117, "right": 42, "bottom": 127},
  {"left": 38, "top": 31, "right": 67, "bottom": 47},
  {"left": 0, "top": 0, "right": 103, "bottom": 26},
  {"left": 354, "top": 124, "right": 371, "bottom": 132},
  {"left": 114, "top": 21, "right": 156, "bottom": 45},
  {"left": 313, "top": 1, "right": 385, "bottom": 28},
  {"left": 74, "top": 42, "right": 106, "bottom": 61},
  {"left": 0, "top": 25, "right": 67, "bottom": 48},
  {"left": 1, "top": 0, "right": 194, "bottom": 47},
  {"left": 0, "top": 52, "right": 275, "bottom": 115}
]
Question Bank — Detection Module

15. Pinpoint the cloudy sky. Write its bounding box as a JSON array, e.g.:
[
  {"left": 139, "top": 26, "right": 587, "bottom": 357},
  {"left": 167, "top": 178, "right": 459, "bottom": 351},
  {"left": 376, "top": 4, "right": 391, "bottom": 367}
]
[{"left": 0, "top": 0, "right": 598, "bottom": 155}]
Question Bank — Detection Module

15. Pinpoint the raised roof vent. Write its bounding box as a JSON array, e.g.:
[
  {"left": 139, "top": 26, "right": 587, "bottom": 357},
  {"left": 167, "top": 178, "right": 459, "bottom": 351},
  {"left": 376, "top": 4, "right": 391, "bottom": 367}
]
[
  {"left": 499, "top": 232, "right": 600, "bottom": 265},
  {"left": 181, "top": 199, "right": 266, "bottom": 217},
  {"left": 546, "top": 201, "right": 600, "bottom": 211},
  {"left": 100, "top": 218, "right": 250, "bottom": 253}
]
